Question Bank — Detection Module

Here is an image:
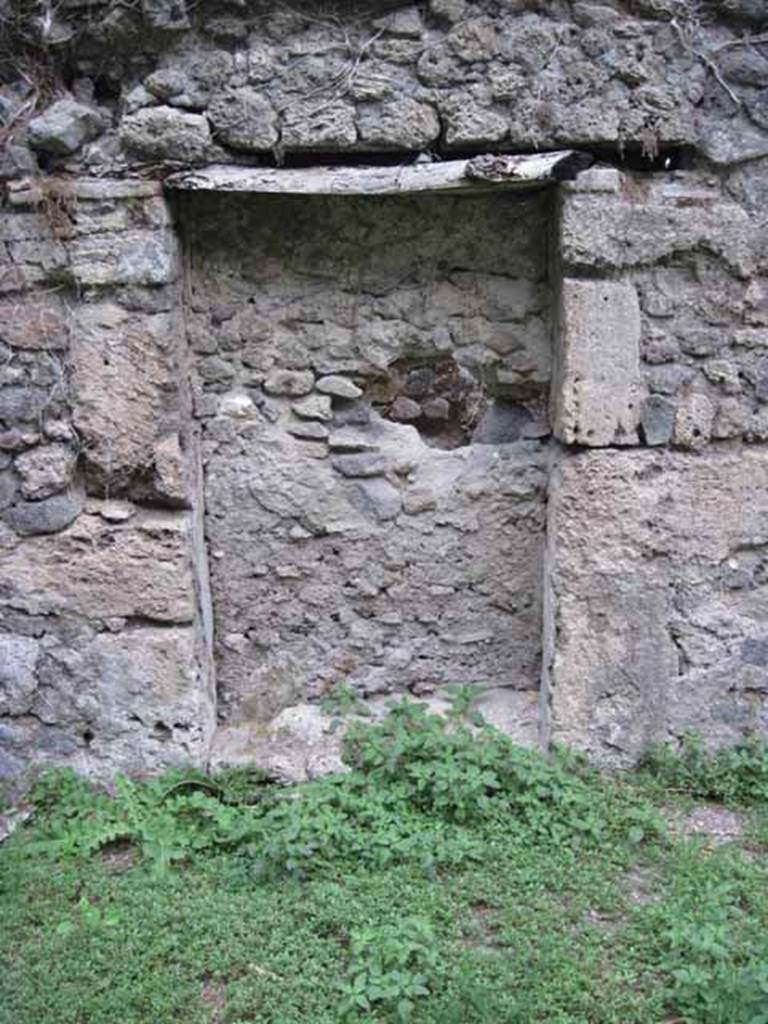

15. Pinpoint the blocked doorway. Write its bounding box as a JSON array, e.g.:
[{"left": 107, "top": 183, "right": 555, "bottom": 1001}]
[{"left": 178, "top": 170, "right": 558, "bottom": 751}]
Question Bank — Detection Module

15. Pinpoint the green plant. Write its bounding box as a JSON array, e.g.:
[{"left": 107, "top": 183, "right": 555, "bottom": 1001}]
[
  {"left": 640, "top": 733, "right": 768, "bottom": 804},
  {"left": 320, "top": 682, "right": 370, "bottom": 719},
  {"left": 1, "top": 698, "right": 766, "bottom": 1024},
  {"left": 54, "top": 895, "right": 122, "bottom": 937},
  {"left": 339, "top": 918, "right": 440, "bottom": 1022}
]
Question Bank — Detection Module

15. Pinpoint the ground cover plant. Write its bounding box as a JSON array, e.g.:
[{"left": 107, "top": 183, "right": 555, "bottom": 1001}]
[{"left": 1, "top": 698, "right": 767, "bottom": 1024}]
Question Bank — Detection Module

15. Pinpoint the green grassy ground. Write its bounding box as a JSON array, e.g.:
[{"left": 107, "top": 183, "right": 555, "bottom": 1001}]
[{"left": 1, "top": 703, "right": 767, "bottom": 1024}]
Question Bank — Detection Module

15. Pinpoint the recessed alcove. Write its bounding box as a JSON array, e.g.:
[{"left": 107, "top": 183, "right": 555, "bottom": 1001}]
[{"left": 177, "top": 164, "right": 558, "bottom": 733}]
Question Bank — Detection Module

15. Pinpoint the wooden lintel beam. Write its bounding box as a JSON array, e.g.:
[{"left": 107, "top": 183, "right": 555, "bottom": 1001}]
[{"left": 165, "top": 151, "right": 592, "bottom": 197}]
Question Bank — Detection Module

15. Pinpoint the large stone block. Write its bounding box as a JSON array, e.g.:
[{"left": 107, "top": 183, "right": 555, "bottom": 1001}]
[
  {"left": 544, "top": 448, "right": 768, "bottom": 764},
  {"left": 68, "top": 229, "right": 179, "bottom": 287},
  {"left": 560, "top": 191, "right": 754, "bottom": 278},
  {"left": 0, "top": 505, "right": 196, "bottom": 623},
  {"left": 120, "top": 106, "right": 213, "bottom": 164},
  {"left": 1, "top": 626, "right": 214, "bottom": 782},
  {"left": 69, "top": 301, "right": 189, "bottom": 499},
  {"left": 552, "top": 279, "right": 642, "bottom": 446}
]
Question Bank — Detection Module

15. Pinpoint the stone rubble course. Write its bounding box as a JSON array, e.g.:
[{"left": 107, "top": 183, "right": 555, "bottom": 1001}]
[
  {"left": 4, "top": 0, "right": 767, "bottom": 168},
  {"left": 1, "top": 0, "right": 767, "bottom": 786}
]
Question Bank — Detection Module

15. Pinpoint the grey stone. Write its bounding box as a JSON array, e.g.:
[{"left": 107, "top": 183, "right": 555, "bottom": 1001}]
[
  {"left": 719, "top": 48, "right": 768, "bottom": 87},
  {"left": 198, "top": 355, "right": 235, "bottom": 384},
  {"left": 4, "top": 491, "right": 82, "bottom": 535},
  {"left": 0, "top": 430, "right": 39, "bottom": 452},
  {"left": 16, "top": 444, "right": 76, "bottom": 499},
  {"left": 403, "top": 368, "right": 434, "bottom": 399},
  {"left": 422, "top": 397, "right": 450, "bottom": 420},
  {"left": 639, "top": 395, "right": 676, "bottom": 446},
  {"left": 316, "top": 375, "right": 363, "bottom": 400},
  {"left": 144, "top": 69, "right": 188, "bottom": 100},
  {"left": 357, "top": 98, "right": 440, "bottom": 149},
  {"left": 746, "top": 90, "right": 768, "bottom": 132},
  {"left": 287, "top": 419, "right": 329, "bottom": 441},
  {"left": 390, "top": 396, "right": 422, "bottom": 422},
  {"left": 441, "top": 97, "right": 508, "bottom": 148},
  {"left": 673, "top": 392, "right": 714, "bottom": 450},
  {"left": 328, "top": 429, "right": 379, "bottom": 451},
  {"left": 218, "top": 392, "right": 258, "bottom": 419},
  {"left": 560, "top": 192, "right": 754, "bottom": 278},
  {"left": 292, "top": 394, "right": 333, "bottom": 422},
  {"left": 208, "top": 89, "right": 278, "bottom": 151},
  {"left": 264, "top": 370, "right": 314, "bottom": 397},
  {"left": 472, "top": 401, "right": 532, "bottom": 444},
  {"left": 121, "top": 106, "right": 213, "bottom": 164},
  {"left": 754, "top": 357, "right": 768, "bottom": 401},
  {"left": 281, "top": 102, "right": 357, "bottom": 151},
  {"left": 678, "top": 328, "right": 722, "bottom": 358},
  {"left": 333, "top": 401, "right": 371, "bottom": 427},
  {"left": 0, "top": 470, "right": 18, "bottom": 511},
  {"left": 331, "top": 453, "right": 389, "bottom": 478},
  {"left": 143, "top": 0, "right": 190, "bottom": 29},
  {"left": 209, "top": 705, "right": 345, "bottom": 784},
  {"left": 429, "top": 0, "right": 467, "bottom": 22},
  {"left": 742, "top": 637, "right": 768, "bottom": 667},
  {"left": 647, "top": 365, "right": 696, "bottom": 396},
  {"left": 0, "top": 144, "right": 38, "bottom": 181},
  {"left": 28, "top": 99, "right": 103, "bottom": 156},
  {"left": 68, "top": 230, "right": 178, "bottom": 287},
  {"left": 0, "top": 387, "right": 47, "bottom": 424},
  {"left": 713, "top": 397, "right": 748, "bottom": 438},
  {"left": 704, "top": 359, "right": 741, "bottom": 394},
  {"left": 0, "top": 635, "right": 39, "bottom": 715},
  {"left": 374, "top": 6, "right": 423, "bottom": 37},
  {"left": 350, "top": 477, "right": 402, "bottom": 521}
]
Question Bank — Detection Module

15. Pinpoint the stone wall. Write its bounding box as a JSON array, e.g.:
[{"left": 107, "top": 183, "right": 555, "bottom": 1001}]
[{"left": 1, "top": 0, "right": 767, "bottom": 787}]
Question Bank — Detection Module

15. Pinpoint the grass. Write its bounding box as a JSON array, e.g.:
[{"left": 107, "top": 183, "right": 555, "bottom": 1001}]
[{"left": 0, "top": 701, "right": 767, "bottom": 1024}]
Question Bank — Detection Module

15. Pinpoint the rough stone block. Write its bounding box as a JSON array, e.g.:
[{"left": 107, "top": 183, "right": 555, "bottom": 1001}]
[
  {"left": 552, "top": 279, "right": 642, "bottom": 446},
  {"left": 0, "top": 301, "right": 68, "bottom": 350},
  {"left": 1, "top": 626, "right": 213, "bottom": 782},
  {"left": 0, "top": 507, "right": 195, "bottom": 622},
  {"left": 281, "top": 102, "right": 357, "bottom": 150},
  {"left": 15, "top": 443, "right": 77, "bottom": 499},
  {"left": 120, "top": 106, "right": 213, "bottom": 164},
  {"left": 4, "top": 491, "right": 82, "bottom": 535},
  {"left": 68, "top": 229, "right": 179, "bottom": 287},
  {"left": 69, "top": 301, "right": 186, "bottom": 492},
  {"left": 27, "top": 99, "right": 103, "bottom": 156},
  {"left": 560, "top": 192, "right": 755, "bottom": 278},
  {"left": 357, "top": 98, "right": 440, "bottom": 149},
  {"left": 210, "top": 705, "right": 345, "bottom": 783},
  {"left": 639, "top": 394, "right": 676, "bottom": 446},
  {"left": 208, "top": 88, "right": 278, "bottom": 151},
  {"left": 143, "top": 0, "right": 190, "bottom": 29},
  {"left": 544, "top": 448, "right": 768, "bottom": 764}
]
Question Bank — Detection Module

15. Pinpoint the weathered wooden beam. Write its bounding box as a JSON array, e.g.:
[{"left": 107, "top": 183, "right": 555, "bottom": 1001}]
[{"left": 165, "top": 151, "right": 592, "bottom": 196}]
